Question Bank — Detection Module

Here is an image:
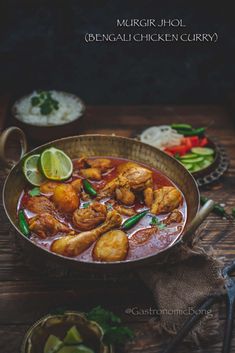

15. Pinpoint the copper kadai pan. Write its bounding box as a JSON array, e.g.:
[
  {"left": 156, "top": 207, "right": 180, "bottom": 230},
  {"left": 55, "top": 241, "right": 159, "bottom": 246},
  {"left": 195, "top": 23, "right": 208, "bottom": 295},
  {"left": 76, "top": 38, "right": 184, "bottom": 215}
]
[{"left": 1, "top": 127, "right": 214, "bottom": 273}]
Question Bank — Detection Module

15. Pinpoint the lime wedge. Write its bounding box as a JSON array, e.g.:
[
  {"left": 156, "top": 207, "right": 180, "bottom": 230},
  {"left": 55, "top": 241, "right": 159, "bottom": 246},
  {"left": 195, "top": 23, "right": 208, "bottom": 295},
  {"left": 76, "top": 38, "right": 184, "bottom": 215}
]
[
  {"left": 40, "top": 147, "right": 73, "bottom": 181},
  {"left": 63, "top": 326, "right": 83, "bottom": 345},
  {"left": 23, "top": 154, "right": 46, "bottom": 186},
  {"left": 44, "top": 334, "right": 63, "bottom": 353},
  {"left": 58, "top": 346, "right": 94, "bottom": 353}
]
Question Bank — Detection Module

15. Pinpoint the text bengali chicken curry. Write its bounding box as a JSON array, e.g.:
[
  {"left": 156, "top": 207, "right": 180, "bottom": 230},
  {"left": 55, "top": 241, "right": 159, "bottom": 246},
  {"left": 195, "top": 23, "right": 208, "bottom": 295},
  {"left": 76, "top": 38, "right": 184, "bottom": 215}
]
[{"left": 18, "top": 157, "right": 187, "bottom": 262}]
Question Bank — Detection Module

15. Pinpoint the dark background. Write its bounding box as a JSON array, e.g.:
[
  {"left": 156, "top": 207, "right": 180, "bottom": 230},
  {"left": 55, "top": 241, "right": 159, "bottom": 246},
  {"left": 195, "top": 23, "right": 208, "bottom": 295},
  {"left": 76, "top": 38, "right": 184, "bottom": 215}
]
[{"left": 0, "top": 0, "right": 235, "bottom": 104}]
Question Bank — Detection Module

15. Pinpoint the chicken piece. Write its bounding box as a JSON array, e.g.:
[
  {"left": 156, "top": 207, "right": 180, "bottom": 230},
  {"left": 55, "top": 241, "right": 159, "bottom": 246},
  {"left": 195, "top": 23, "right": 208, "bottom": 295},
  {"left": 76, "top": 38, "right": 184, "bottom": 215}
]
[
  {"left": 74, "top": 157, "right": 112, "bottom": 173},
  {"left": 163, "top": 209, "right": 183, "bottom": 225},
  {"left": 115, "top": 186, "right": 135, "bottom": 206},
  {"left": 74, "top": 156, "right": 87, "bottom": 169},
  {"left": 25, "top": 196, "right": 55, "bottom": 215},
  {"left": 70, "top": 178, "right": 82, "bottom": 193},
  {"left": 151, "top": 186, "right": 182, "bottom": 215},
  {"left": 121, "top": 164, "right": 153, "bottom": 191},
  {"left": 100, "top": 162, "right": 153, "bottom": 200},
  {"left": 86, "top": 158, "right": 112, "bottom": 172},
  {"left": 52, "top": 184, "right": 79, "bottom": 213},
  {"left": 51, "top": 210, "right": 122, "bottom": 257},
  {"left": 114, "top": 205, "right": 136, "bottom": 217},
  {"left": 80, "top": 168, "right": 102, "bottom": 181},
  {"left": 40, "top": 182, "right": 61, "bottom": 196},
  {"left": 29, "top": 212, "right": 71, "bottom": 239},
  {"left": 73, "top": 202, "right": 107, "bottom": 231},
  {"left": 144, "top": 187, "right": 153, "bottom": 207},
  {"left": 81, "top": 191, "right": 91, "bottom": 201},
  {"left": 130, "top": 227, "right": 157, "bottom": 245},
  {"left": 93, "top": 230, "right": 128, "bottom": 262},
  {"left": 99, "top": 178, "right": 118, "bottom": 198},
  {"left": 116, "top": 162, "right": 140, "bottom": 174}
]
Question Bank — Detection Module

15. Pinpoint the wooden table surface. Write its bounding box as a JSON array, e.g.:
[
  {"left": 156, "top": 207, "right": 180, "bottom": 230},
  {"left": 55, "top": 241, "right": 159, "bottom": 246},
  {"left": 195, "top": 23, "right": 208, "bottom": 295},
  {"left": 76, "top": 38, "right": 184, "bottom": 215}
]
[{"left": 0, "top": 103, "right": 235, "bottom": 353}]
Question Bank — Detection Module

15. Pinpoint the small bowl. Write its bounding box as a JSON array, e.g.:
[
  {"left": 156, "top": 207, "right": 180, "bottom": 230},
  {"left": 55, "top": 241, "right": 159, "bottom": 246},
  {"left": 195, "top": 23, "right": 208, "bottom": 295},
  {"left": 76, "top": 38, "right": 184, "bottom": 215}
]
[
  {"left": 21, "top": 311, "right": 113, "bottom": 353},
  {"left": 12, "top": 92, "right": 86, "bottom": 143}
]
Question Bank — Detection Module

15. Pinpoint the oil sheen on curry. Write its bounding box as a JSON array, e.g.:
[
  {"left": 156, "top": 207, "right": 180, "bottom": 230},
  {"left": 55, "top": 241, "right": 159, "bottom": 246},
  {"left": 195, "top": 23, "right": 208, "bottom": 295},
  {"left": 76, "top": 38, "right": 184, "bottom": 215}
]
[{"left": 18, "top": 157, "right": 187, "bottom": 262}]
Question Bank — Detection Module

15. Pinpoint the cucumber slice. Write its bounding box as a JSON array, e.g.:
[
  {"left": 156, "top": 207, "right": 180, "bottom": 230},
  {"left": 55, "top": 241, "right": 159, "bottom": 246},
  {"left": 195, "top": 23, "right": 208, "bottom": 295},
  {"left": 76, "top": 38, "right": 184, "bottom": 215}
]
[
  {"left": 181, "top": 163, "right": 193, "bottom": 171},
  {"left": 180, "top": 153, "right": 198, "bottom": 160},
  {"left": 181, "top": 156, "right": 204, "bottom": 164},
  {"left": 200, "top": 159, "right": 214, "bottom": 169},
  {"left": 191, "top": 147, "right": 214, "bottom": 156},
  {"left": 204, "top": 156, "right": 214, "bottom": 163},
  {"left": 191, "top": 163, "right": 203, "bottom": 172}
]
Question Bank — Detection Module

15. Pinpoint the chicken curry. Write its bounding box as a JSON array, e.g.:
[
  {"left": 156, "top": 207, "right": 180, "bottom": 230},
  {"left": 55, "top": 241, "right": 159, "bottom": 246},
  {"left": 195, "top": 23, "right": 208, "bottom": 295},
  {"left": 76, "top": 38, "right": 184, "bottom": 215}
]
[{"left": 17, "top": 157, "right": 187, "bottom": 262}]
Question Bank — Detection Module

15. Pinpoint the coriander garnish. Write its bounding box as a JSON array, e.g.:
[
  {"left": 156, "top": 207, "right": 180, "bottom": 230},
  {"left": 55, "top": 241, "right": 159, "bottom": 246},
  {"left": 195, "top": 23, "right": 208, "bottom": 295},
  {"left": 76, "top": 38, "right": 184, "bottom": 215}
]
[
  {"left": 31, "top": 91, "right": 59, "bottom": 115},
  {"left": 150, "top": 216, "right": 166, "bottom": 229}
]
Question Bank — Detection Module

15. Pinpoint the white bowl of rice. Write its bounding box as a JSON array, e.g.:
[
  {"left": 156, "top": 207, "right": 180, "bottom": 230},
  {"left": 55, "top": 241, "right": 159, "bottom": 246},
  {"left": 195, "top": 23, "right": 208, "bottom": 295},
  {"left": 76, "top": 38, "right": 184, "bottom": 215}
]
[{"left": 12, "top": 90, "right": 85, "bottom": 142}]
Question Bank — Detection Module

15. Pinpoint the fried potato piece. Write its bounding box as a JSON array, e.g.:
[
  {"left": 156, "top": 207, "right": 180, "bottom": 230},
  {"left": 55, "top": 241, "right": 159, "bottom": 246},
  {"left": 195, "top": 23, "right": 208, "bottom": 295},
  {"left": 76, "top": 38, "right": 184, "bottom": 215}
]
[
  {"left": 51, "top": 210, "right": 122, "bottom": 257},
  {"left": 25, "top": 196, "right": 55, "bottom": 214},
  {"left": 73, "top": 202, "right": 107, "bottom": 231},
  {"left": 163, "top": 209, "right": 183, "bottom": 225},
  {"left": 29, "top": 212, "right": 71, "bottom": 239},
  {"left": 80, "top": 168, "right": 102, "bottom": 181},
  {"left": 70, "top": 178, "right": 82, "bottom": 193},
  {"left": 40, "top": 182, "right": 61, "bottom": 195},
  {"left": 93, "top": 230, "right": 128, "bottom": 262},
  {"left": 130, "top": 227, "right": 157, "bottom": 245},
  {"left": 52, "top": 184, "right": 79, "bottom": 213},
  {"left": 151, "top": 186, "right": 182, "bottom": 215}
]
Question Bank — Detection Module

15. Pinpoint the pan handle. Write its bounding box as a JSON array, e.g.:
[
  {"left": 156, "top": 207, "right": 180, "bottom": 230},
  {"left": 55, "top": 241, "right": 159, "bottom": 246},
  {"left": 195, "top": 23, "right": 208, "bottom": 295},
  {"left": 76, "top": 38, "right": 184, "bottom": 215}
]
[
  {"left": 0, "top": 127, "right": 27, "bottom": 167},
  {"left": 182, "top": 199, "right": 215, "bottom": 246}
]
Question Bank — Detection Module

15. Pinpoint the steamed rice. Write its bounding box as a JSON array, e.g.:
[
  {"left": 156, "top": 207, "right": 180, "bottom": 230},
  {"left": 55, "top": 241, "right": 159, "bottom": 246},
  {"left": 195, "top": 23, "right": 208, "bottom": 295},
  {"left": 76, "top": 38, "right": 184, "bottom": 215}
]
[{"left": 14, "top": 91, "right": 84, "bottom": 126}]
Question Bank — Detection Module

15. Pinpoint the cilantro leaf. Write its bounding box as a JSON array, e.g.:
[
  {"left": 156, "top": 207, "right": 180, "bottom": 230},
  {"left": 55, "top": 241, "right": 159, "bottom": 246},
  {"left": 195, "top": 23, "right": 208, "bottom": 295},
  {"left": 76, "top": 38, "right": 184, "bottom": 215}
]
[
  {"left": 150, "top": 216, "right": 158, "bottom": 226},
  {"left": 82, "top": 202, "right": 91, "bottom": 208},
  {"left": 40, "top": 100, "right": 53, "bottom": 115},
  {"left": 31, "top": 96, "right": 40, "bottom": 106},
  {"left": 87, "top": 306, "right": 120, "bottom": 331},
  {"left": 150, "top": 216, "right": 166, "bottom": 229},
  {"left": 31, "top": 91, "right": 59, "bottom": 115},
  {"left": 104, "top": 326, "right": 134, "bottom": 345},
  {"left": 86, "top": 306, "right": 133, "bottom": 346},
  {"left": 28, "top": 187, "right": 40, "bottom": 197},
  {"left": 159, "top": 223, "right": 166, "bottom": 230}
]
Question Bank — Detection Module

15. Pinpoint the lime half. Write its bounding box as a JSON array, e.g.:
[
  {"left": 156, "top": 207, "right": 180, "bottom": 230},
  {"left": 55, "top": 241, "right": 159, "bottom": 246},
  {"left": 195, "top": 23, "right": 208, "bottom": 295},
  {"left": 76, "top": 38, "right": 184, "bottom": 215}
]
[
  {"left": 40, "top": 147, "right": 73, "bottom": 181},
  {"left": 23, "top": 154, "right": 46, "bottom": 186}
]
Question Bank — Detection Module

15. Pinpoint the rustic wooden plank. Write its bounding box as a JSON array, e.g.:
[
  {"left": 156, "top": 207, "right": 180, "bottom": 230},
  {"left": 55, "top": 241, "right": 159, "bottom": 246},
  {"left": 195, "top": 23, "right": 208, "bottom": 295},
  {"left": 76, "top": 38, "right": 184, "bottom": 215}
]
[{"left": 1, "top": 101, "right": 235, "bottom": 352}]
